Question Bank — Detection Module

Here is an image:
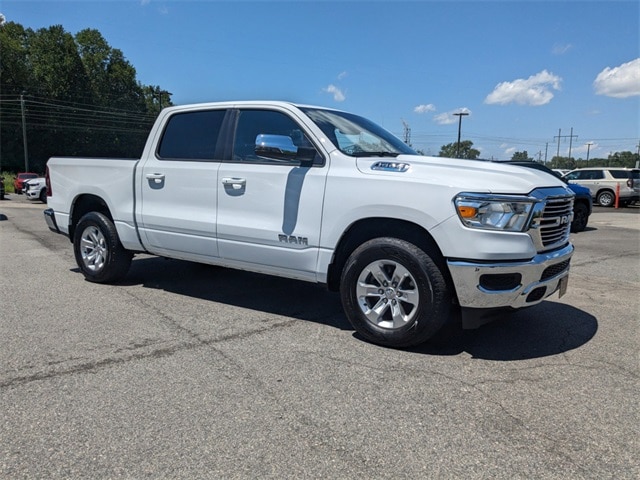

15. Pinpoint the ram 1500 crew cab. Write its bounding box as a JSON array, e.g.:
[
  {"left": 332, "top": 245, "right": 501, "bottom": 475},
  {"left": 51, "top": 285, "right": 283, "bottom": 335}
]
[{"left": 44, "top": 101, "right": 574, "bottom": 347}]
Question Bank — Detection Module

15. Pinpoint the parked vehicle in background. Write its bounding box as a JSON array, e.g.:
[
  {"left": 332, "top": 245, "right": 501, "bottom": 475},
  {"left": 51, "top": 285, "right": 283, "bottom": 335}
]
[
  {"left": 0, "top": 179, "right": 5, "bottom": 200},
  {"left": 564, "top": 168, "right": 640, "bottom": 207},
  {"left": 500, "top": 161, "right": 592, "bottom": 232},
  {"left": 13, "top": 172, "right": 38, "bottom": 194},
  {"left": 552, "top": 169, "right": 570, "bottom": 177},
  {"left": 23, "top": 177, "right": 47, "bottom": 203}
]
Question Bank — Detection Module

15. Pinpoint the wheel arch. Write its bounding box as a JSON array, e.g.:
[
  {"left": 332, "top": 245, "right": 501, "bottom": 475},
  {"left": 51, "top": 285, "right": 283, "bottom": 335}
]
[
  {"left": 595, "top": 187, "right": 615, "bottom": 198},
  {"left": 69, "top": 194, "right": 113, "bottom": 240},
  {"left": 326, "top": 217, "right": 456, "bottom": 300}
]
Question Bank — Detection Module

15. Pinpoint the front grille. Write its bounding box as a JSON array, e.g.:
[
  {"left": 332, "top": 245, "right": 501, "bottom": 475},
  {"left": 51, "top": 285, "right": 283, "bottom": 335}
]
[
  {"left": 528, "top": 188, "right": 574, "bottom": 252},
  {"left": 539, "top": 197, "right": 573, "bottom": 247},
  {"left": 541, "top": 259, "right": 570, "bottom": 281}
]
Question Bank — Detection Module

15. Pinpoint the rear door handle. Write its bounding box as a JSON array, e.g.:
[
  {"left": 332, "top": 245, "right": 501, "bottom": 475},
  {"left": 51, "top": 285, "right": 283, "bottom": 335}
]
[{"left": 146, "top": 173, "right": 165, "bottom": 184}]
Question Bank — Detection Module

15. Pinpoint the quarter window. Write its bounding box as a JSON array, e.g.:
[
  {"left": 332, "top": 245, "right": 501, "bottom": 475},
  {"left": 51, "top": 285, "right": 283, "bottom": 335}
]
[
  {"left": 609, "top": 170, "right": 640, "bottom": 179},
  {"left": 158, "top": 110, "right": 226, "bottom": 160}
]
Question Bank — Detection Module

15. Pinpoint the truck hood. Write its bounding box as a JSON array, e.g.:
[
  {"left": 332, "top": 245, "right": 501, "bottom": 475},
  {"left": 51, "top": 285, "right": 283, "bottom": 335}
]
[{"left": 355, "top": 155, "right": 568, "bottom": 195}]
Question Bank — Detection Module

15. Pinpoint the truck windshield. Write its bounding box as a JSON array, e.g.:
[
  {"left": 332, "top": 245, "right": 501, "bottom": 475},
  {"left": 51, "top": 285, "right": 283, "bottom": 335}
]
[{"left": 301, "top": 107, "right": 417, "bottom": 157}]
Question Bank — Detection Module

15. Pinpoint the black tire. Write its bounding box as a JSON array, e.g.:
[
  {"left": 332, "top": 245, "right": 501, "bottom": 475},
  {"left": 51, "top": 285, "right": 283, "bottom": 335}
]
[
  {"left": 570, "top": 202, "right": 589, "bottom": 233},
  {"left": 39, "top": 188, "right": 47, "bottom": 203},
  {"left": 340, "top": 237, "right": 451, "bottom": 348},
  {"left": 73, "top": 212, "right": 132, "bottom": 283},
  {"left": 597, "top": 190, "right": 615, "bottom": 207}
]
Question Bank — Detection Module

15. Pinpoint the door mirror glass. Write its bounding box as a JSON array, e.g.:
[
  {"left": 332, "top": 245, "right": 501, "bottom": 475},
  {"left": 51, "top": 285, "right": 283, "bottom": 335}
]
[{"left": 255, "top": 134, "right": 316, "bottom": 164}]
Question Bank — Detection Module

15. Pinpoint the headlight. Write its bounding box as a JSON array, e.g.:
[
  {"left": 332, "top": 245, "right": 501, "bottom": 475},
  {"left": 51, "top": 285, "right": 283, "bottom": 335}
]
[{"left": 454, "top": 194, "right": 535, "bottom": 232}]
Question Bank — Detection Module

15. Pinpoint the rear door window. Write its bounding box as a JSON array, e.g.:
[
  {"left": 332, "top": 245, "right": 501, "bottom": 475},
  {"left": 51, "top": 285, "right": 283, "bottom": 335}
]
[{"left": 157, "top": 110, "right": 226, "bottom": 160}]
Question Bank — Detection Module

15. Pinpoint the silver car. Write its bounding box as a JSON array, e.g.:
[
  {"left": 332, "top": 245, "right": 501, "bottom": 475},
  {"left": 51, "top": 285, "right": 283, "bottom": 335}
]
[{"left": 564, "top": 167, "right": 640, "bottom": 207}]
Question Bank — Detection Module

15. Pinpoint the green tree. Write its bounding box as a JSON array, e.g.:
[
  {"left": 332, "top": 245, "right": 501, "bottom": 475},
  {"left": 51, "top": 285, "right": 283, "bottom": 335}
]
[
  {"left": 0, "top": 22, "right": 34, "bottom": 172},
  {"left": 511, "top": 150, "right": 532, "bottom": 161},
  {"left": 607, "top": 151, "right": 636, "bottom": 168},
  {"left": 549, "top": 156, "right": 577, "bottom": 170},
  {"left": 0, "top": 21, "right": 173, "bottom": 172},
  {"left": 439, "top": 140, "right": 480, "bottom": 159},
  {"left": 31, "top": 26, "right": 89, "bottom": 98}
]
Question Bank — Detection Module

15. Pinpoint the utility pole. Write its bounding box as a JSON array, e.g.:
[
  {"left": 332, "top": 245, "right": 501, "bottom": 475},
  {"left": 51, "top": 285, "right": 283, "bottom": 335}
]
[
  {"left": 453, "top": 112, "right": 469, "bottom": 158},
  {"left": 568, "top": 127, "right": 577, "bottom": 160},
  {"left": 153, "top": 87, "right": 172, "bottom": 109},
  {"left": 402, "top": 119, "right": 411, "bottom": 146},
  {"left": 586, "top": 142, "right": 593, "bottom": 166},
  {"left": 20, "top": 93, "right": 29, "bottom": 172},
  {"left": 544, "top": 143, "right": 549, "bottom": 164},
  {"left": 554, "top": 128, "right": 578, "bottom": 160}
]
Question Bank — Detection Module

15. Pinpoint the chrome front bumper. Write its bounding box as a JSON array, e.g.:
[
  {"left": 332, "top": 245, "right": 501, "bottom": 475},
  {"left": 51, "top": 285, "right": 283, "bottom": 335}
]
[{"left": 447, "top": 243, "right": 573, "bottom": 310}]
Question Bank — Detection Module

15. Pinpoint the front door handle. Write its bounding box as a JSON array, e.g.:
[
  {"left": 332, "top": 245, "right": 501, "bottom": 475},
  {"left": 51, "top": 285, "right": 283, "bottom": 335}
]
[{"left": 222, "top": 177, "right": 246, "bottom": 188}]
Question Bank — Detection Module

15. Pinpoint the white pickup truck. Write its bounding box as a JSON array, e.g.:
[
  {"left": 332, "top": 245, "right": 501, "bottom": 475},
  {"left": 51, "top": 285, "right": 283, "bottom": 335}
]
[{"left": 44, "top": 101, "right": 574, "bottom": 347}]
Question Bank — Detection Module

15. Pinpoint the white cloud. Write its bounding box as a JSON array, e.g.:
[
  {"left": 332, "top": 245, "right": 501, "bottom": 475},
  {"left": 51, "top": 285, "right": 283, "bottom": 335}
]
[
  {"left": 433, "top": 108, "right": 471, "bottom": 125},
  {"left": 414, "top": 104, "right": 436, "bottom": 114},
  {"left": 140, "top": 0, "right": 151, "bottom": 5},
  {"left": 574, "top": 142, "right": 599, "bottom": 155},
  {"left": 504, "top": 146, "right": 517, "bottom": 157},
  {"left": 337, "top": 71, "right": 348, "bottom": 80},
  {"left": 484, "top": 70, "right": 562, "bottom": 106},
  {"left": 593, "top": 58, "right": 640, "bottom": 98},
  {"left": 552, "top": 43, "right": 572, "bottom": 55},
  {"left": 323, "top": 84, "right": 346, "bottom": 102}
]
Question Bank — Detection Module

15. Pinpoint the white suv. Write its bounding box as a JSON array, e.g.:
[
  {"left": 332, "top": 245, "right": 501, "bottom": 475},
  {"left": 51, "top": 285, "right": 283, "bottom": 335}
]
[{"left": 564, "top": 168, "right": 640, "bottom": 207}]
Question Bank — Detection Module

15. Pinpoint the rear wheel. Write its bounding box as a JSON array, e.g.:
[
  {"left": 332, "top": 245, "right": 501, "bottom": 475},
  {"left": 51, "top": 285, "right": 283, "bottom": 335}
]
[
  {"left": 340, "top": 237, "right": 451, "bottom": 348},
  {"left": 73, "top": 212, "right": 132, "bottom": 283},
  {"left": 597, "top": 190, "right": 615, "bottom": 207}
]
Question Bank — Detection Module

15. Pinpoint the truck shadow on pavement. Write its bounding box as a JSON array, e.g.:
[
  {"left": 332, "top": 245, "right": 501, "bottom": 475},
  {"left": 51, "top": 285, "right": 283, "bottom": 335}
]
[
  {"left": 414, "top": 301, "right": 598, "bottom": 361},
  {"left": 122, "top": 256, "right": 351, "bottom": 331},
  {"left": 116, "top": 256, "right": 598, "bottom": 361}
]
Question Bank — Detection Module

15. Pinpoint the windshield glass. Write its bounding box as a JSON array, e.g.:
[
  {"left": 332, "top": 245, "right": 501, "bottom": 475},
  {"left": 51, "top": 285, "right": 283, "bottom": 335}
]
[{"left": 301, "top": 107, "right": 417, "bottom": 157}]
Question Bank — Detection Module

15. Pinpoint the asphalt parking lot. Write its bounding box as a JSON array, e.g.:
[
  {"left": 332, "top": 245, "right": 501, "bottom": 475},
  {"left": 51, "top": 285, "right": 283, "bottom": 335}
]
[{"left": 1, "top": 193, "right": 638, "bottom": 479}]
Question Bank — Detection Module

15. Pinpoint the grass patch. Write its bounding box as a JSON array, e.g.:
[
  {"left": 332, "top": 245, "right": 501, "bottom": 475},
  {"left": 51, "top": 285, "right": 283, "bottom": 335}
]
[{"left": 1, "top": 172, "right": 18, "bottom": 194}]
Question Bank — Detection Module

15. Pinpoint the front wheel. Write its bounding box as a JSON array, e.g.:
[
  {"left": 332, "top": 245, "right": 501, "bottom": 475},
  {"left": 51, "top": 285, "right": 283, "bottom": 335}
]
[
  {"left": 571, "top": 203, "right": 589, "bottom": 232},
  {"left": 73, "top": 212, "right": 132, "bottom": 283},
  {"left": 340, "top": 238, "right": 451, "bottom": 348}
]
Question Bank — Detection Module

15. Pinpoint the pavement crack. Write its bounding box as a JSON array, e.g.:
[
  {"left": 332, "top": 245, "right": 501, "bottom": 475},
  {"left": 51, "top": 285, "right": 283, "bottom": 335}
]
[{"left": 0, "top": 319, "right": 299, "bottom": 389}]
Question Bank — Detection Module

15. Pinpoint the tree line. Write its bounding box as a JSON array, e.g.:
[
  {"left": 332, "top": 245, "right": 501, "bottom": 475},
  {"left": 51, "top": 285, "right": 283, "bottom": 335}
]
[
  {"left": 0, "top": 21, "right": 172, "bottom": 173},
  {"left": 433, "top": 142, "right": 638, "bottom": 168}
]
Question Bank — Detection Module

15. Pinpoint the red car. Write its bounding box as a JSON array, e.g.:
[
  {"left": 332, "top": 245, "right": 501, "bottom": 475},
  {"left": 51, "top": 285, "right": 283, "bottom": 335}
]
[{"left": 13, "top": 172, "right": 38, "bottom": 194}]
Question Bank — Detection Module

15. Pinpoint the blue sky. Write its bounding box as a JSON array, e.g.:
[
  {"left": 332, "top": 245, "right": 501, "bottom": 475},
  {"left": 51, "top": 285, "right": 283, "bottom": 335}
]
[{"left": 3, "top": 0, "right": 639, "bottom": 160}]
